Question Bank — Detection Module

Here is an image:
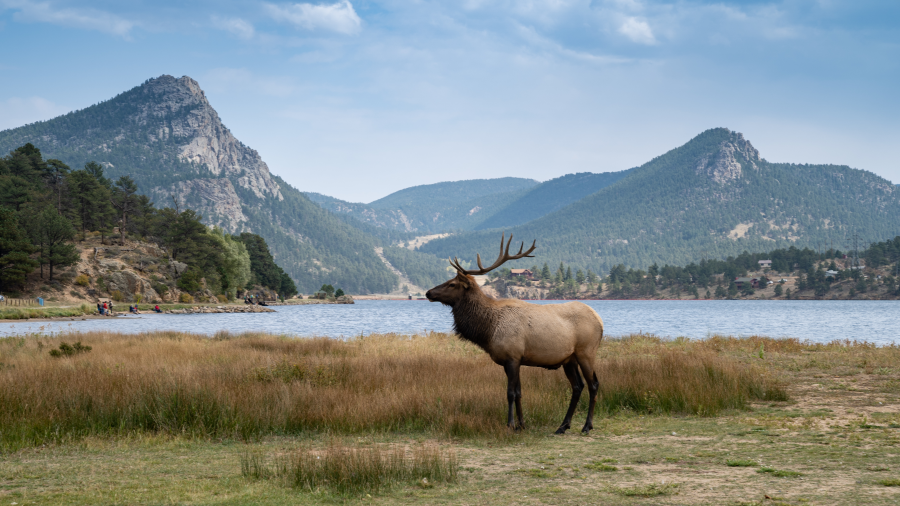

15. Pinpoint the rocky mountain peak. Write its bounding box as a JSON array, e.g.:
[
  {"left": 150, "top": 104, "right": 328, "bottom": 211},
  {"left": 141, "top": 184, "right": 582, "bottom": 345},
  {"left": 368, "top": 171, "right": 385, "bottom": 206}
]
[
  {"left": 139, "top": 75, "right": 208, "bottom": 116},
  {"left": 695, "top": 129, "right": 760, "bottom": 184},
  {"left": 135, "top": 75, "right": 283, "bottom": 203}
]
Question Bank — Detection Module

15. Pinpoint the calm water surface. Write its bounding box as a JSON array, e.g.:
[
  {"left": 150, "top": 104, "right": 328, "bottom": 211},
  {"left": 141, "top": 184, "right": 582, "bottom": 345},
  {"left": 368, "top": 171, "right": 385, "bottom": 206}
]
[{"left": 3, "top": 300, "right": 899, "bottom": 345}]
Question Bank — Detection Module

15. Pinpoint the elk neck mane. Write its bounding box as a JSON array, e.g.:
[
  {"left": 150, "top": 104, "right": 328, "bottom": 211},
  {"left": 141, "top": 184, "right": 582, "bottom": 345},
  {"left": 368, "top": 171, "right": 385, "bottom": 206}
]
[{"left": 450, "top": 281, "right": 506, "bottom": 351}]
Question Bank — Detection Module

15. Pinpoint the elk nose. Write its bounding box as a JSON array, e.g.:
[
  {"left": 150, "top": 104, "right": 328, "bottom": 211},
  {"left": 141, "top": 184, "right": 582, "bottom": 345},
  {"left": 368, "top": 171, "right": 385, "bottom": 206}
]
[{"left": 425, "top": 290, "right": 434, "bottom": 301}]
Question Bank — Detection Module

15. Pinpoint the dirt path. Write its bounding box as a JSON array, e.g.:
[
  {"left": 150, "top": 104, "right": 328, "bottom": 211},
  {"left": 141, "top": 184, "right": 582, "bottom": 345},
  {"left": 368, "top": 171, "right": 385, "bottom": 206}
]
[{"left": 374, "top": 247, "right": 427, "bottom": 295}]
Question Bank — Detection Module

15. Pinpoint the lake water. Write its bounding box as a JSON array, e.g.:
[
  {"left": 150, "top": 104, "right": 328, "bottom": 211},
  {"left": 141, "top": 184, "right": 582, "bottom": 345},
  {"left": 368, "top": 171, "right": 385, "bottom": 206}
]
[{"left": 3, "top": 300, "right": 899, "bottom": 345}]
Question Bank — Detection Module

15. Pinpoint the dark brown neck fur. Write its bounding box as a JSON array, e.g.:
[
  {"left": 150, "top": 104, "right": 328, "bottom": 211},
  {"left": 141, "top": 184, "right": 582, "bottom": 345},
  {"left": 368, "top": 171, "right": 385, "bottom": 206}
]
[{"left": 450, "top": 284, "right": 501, "bottom": 351}]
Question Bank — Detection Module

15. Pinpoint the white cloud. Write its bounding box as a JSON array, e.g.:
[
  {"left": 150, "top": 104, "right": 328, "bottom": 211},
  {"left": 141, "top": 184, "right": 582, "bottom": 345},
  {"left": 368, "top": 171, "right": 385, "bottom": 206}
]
[
  {"left": 0, "top": 0, "right": 133, "bottom": 37},
  {"left": 0, "top": 96, "right": 69, "bottom": 130},
  {"left": 264, "top": 1, "right": 362, "bottom": 35},
  {"left": 211, "top": 16, "right": 255, "bottom": 40},
  {"left": 618, "top": 17, "right": 655, "bottom": 45}
]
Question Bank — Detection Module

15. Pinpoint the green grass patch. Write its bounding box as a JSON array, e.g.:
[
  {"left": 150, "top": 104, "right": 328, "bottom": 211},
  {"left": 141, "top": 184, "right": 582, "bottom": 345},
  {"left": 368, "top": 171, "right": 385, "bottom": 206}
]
[
  {"left": 607, "top": 482, "right": 680, "bottom": 497},
  {"left": 877, "top": 478, "right": 900, "bottom": 487},
  {"left": 0, "top": 304, "right": 91, "bottom": 320},
  {"left": 758, "top": 467, "right": 802, "bottom": 477},
  {"left": 516, "top": 468, "right": 556, "bottom": 478},
  {"left": 727, "top": 459, "right": 758, "bottom": 467},
  {"left": 585, "top": 462, "right": 618, "bottom": 472}
]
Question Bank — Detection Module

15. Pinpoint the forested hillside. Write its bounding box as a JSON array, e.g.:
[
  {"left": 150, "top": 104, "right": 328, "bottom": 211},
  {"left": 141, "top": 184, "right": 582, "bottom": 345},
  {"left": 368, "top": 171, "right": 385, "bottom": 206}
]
[
  {"left": 420, "top": 128, "right": 900, "bottom": 275},
  {"left": 0, "top": 75, "right": 447, "bottom": 293},
  {"left": 306, "top": 177, "right": 538, "bottom": 233},
  {"left": 0, "top": 143, "right": 296, "bottom": 302},
  {"left": 473, "top": 170, "right": 635, "bottom": 230}
]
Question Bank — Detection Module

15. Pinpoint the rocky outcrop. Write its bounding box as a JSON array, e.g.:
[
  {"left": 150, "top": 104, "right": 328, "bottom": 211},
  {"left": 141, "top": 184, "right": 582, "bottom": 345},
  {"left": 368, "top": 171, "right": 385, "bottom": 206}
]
[
  {"left": 696, "top": 131, "right": 760, "bottom": 184},
  {"left": 164, "top": 305, "right": 274, "bottom": 314},
  {"left": 162, "top": 178, "right": 248, "bottom": 231},
  {"left": 103, "top": 270, "right": 159, "bottom": 303},
  {"left": 140, "top": 75, "right": 283, "bottom": 201}
]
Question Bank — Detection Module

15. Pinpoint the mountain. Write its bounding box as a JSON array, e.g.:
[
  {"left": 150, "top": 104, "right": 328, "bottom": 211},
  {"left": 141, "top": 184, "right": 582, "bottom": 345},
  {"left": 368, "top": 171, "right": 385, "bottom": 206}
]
[
  {"left": 473, "top": 170, "right": 635, "bottom": 230},
  {"left": 0, "top": 75, "right": 424, "bottom": 293},
  {"left": 306, "top": 177, "right": 538, "bottom": 233},
  {"left": 419, "top": 128, "right": 900, "bottom": 274}
]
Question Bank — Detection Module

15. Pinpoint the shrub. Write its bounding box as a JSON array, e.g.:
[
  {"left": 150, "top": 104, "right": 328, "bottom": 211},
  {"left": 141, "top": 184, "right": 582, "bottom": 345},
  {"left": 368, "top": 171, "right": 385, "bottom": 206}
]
[
  {"left": 74, "top": 274, "right": 90, "bottom": 286},
  {"left": 152, "top": 282, "right": 168, "bottom": 296},
  {"left": 177, "top": 268, "right": 202, "bottom": 293},
  {"left": 179, "top": 293, "right": 194, "bottom": 303},
  {"left": 217, "top": 294, "right": 228, "bottom": 303},
  {"left": 49, "top": 342, "right": 92, "bottom": 358},
  {"left": 134, "top": 293, "right": 143, "bottom": 304},
  {"left": 110, "top": 290, "right": 124, "bottom": 302}
]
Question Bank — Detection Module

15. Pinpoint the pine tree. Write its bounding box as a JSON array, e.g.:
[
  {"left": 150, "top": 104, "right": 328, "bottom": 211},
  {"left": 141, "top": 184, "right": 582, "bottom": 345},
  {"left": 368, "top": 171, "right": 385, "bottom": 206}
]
[
  {"left": 0, "top": 207, "right": 37, "bottom": 290},
  {"left": 29, "top": 207, "right": 79, "bottom": 280},
  {"left": 111, "top": 176, "right": 138, "bottom": 246}
]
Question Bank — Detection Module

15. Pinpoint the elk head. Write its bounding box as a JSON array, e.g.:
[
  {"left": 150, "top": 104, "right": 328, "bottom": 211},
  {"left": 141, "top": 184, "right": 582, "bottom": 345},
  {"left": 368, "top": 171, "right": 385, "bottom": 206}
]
[{"left": 425, "top": 233, "right": 536, "bottom": 306}]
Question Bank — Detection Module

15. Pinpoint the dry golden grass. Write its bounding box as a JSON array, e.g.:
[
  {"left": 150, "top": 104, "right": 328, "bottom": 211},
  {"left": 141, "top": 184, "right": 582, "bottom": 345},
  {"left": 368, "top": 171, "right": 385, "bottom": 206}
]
[
  {"left": 242, "top": 441, "right": 458, "bottom": 495},
  {"left": 0, "top": 330, "right": 791, "bottom": 450}
]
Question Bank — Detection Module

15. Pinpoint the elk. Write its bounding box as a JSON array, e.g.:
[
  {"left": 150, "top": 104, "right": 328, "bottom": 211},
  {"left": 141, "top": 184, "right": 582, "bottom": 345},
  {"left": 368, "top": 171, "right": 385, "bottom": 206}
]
[{"left": 425, "top": 234, "right": 604, "bottom": 434}]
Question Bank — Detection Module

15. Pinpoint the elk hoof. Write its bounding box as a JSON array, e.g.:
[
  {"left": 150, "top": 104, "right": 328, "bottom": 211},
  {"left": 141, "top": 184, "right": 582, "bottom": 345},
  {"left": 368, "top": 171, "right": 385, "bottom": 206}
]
[
  {"left": 554, "top": 424, "right": 570, "bottom": 435},
  {"left": 581, "top": 424, "right": 593, "bottom": 434}
]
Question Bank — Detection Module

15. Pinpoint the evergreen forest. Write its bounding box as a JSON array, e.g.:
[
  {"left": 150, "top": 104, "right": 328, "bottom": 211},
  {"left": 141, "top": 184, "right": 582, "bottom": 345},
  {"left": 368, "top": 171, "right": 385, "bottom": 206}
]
[{"left": 0, "top": 143, "right": 296, "bottom": 300}]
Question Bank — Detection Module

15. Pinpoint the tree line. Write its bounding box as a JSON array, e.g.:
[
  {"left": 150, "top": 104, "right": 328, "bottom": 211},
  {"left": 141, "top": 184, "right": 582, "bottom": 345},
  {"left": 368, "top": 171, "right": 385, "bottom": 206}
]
[
  {"left": 486, "top": 239, "right": 900, "bottom": 300},
  {"left": 0, "top": 143, "right": 296, "bottom": 299}
]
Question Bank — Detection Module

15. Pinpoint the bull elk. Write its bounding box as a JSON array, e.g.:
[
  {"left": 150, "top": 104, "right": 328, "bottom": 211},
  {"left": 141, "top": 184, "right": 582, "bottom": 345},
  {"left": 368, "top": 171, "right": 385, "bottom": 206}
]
[{"left": 426, "top": 234, "right": 604, "bottom": 434}]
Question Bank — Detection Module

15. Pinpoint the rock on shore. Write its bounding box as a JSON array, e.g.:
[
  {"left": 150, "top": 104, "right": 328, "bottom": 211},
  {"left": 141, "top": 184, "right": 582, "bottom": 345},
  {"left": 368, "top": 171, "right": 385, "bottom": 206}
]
[{"left": 164, "top": 305, "right": 275, "bottom": 314}]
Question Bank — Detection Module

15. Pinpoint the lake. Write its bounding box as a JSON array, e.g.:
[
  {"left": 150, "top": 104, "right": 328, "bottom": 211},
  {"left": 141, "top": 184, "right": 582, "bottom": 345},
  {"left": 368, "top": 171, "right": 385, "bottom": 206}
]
[{"left": 3, "top": 300, "right": 899, "bottom": 345}]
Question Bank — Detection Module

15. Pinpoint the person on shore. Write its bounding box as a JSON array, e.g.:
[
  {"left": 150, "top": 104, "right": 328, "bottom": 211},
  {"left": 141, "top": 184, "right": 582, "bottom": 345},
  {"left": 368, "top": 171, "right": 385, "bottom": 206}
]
[
  {"left": 154, "top": 305, "right": 161, "bottom": 313},
  {"left": 109, "top": 301, "right": 114, "bottom": 314},
  {"left": 101, "top": 301, "right": 107, "bottom": 315},
  {"left": 97, "top": 302, "right": 103, "bottom": 315}
]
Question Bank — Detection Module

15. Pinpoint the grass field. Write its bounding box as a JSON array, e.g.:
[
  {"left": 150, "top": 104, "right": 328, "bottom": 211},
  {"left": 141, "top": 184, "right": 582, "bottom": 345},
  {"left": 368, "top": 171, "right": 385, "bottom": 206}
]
[
  {"left": 0, "top": 304, "right": 92, "bottom": 320},
  {"left": 1, "top": 331, "right": 900, "bottom": 504}
]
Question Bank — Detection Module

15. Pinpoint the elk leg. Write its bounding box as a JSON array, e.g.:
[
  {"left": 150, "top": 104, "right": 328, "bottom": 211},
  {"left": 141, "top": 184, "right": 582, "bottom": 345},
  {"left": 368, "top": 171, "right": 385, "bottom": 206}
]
[
  {"left": 577, "top": 358, "right": 600, "bottom": 434},
  {"left": 514, "top": 372, "right": 525, "bottom": 430},
  {"left": 503, "top": 361, "right": 522, "bottom": 430},
  {"left": 555, "top": 361, "right": 583, "bottom": 435}
]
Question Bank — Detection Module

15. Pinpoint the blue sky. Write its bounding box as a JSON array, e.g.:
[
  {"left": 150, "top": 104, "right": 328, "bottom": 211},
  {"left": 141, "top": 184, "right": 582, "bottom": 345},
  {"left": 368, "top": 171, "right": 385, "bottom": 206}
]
[{"left": 1, "top": 0, "right": 898, "bottom": 202}]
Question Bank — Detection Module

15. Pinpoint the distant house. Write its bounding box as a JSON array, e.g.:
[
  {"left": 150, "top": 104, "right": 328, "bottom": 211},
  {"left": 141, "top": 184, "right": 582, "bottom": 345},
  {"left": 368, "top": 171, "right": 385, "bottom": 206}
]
[
  {"left": 758, "top": 260, "right": 772, "bottom": 269},
  {"left": 510, "top": 269, "right": 534, "bottom": 280},
  {"left": 825, "top": 270, "right": 840, "bottom": 278},
  {"left": 734, "top": 277, "right": 759, "bottom": 289}
]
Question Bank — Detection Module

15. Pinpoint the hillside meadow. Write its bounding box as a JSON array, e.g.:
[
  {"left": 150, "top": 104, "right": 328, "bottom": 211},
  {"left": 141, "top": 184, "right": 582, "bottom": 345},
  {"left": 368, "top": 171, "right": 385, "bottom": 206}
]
[{"left": 1, "top": 330, "right": 900, "bottom": 504}]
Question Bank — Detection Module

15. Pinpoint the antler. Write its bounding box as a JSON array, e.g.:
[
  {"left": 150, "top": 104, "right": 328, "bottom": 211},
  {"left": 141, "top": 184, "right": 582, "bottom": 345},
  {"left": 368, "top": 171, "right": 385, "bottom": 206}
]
[{"left": 449, "top": 233, "right": 537, "bottom": 275}]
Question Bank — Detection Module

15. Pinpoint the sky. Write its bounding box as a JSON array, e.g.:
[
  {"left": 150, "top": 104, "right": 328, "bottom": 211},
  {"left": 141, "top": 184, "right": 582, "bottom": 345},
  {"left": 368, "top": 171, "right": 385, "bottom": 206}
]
[{"left": 1, "top": 0, "right": 898, "bottom": 203}]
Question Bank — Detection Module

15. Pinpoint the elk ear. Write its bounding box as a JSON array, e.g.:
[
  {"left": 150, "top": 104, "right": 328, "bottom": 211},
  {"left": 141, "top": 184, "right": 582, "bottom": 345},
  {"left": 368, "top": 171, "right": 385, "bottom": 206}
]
[{"left": 456, "top": 271, "right": 472, "bottom": 288}]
